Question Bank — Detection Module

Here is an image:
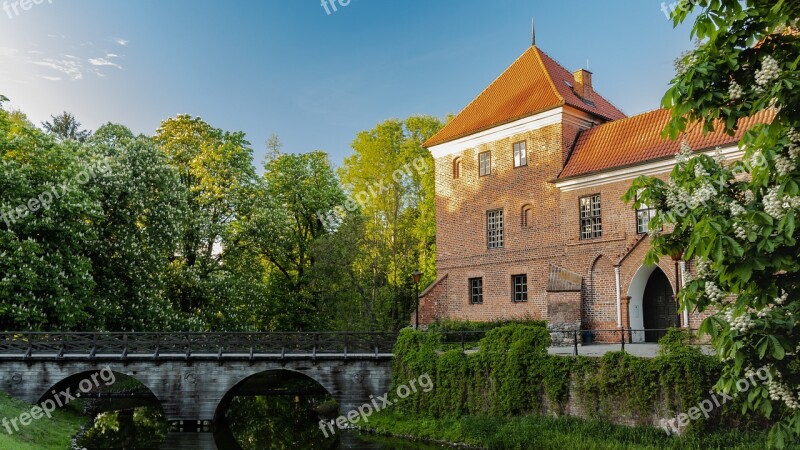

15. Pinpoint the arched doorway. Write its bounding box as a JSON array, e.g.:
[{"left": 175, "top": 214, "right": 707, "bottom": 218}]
[{"left": 628, "top": 265, "right": 678, "bottom": 343}]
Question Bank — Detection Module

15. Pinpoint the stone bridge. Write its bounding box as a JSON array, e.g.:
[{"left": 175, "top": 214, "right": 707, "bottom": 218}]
[{"left": 0, "top": 332, "right": 396, "bottom": 423}]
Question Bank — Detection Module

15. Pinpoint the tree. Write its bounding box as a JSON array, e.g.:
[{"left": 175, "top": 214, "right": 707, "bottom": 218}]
[
  {"left": 337, "top": 116, "right": 442, "bottom": 329},
  {"left": 85, "top": 123, "right": 187, "bottom": 331},
  {"left": 235, "top": 151, "right": 346, "bottom": 331},
  {"left": 42, "top": 111, "right": 92, "bottom": 143},
  {"left": 154, "top": 115, "right": 258, "bottom": 326},
  {"left": 0, "top": 107, "right": 100, "bottom": 330},
  {"left": 627, "top": 2, "right": 800, "bottom": 446}
]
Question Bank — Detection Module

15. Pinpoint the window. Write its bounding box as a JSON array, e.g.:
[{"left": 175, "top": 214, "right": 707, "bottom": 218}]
[
  {"left": 479, "top": 152, "right": 491, "bottom": 176},
  {"left": 453, "top": 157, "right": 462, "bottom": 179},
  {"left": 635, "top": 189, "right": 657, "bottom": 234},
  {"left": 487, "top": 209, "right": 504, "bottom": 249},
  {"left": 513, "top": 141, "right": 527, "bottom": 167},
  {"left": 521, "top": 204, "right": 532, "bottom": 228},
  {"left": 580, "top": 195, "right": 602, "bottom": 240},
  {"left": 469, "top": 278, "right": 483, "bottom": 304},
  {"left": 512, "top": 274, "right": 528, "bottom": 302}
]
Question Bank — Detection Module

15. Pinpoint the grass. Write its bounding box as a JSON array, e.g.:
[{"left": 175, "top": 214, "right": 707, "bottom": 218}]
[
  {"left": 361, "top": 411, "right": 792, "bottom": 450},
  {"left": 0, "top": 392, "right": 87, "bottom": 450}
]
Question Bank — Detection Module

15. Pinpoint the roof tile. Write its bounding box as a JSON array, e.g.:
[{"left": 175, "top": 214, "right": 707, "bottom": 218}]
[
  {"left": 424, "top": 46, "right": 626, "bottom": 148},
  {"left": 559, "top": 109, "right": 776, "bottom": 179}
]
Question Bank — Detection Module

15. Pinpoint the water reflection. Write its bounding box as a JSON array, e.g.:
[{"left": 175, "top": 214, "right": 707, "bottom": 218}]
[{"left": 75, "top": 399, "right": 446, "bottom": 449}]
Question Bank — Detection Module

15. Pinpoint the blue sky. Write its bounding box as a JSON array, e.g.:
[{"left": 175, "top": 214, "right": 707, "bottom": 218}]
[{"left": 0, "top": 0, "right": 693, "bottom": 167}]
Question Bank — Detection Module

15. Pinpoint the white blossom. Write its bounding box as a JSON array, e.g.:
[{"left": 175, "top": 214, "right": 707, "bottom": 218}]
[{"left": 755, "top": 55, "right": 781, "bottom": 87}]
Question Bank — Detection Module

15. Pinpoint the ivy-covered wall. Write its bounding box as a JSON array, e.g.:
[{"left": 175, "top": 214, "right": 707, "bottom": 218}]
[{"left": 392, "top": 325, "right": 769, "bottom": 433}]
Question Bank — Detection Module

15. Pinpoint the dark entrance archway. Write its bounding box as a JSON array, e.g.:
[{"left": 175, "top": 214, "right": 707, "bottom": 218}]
[{"left": 642, "top": 268, "right": 678, "bottom": 342}]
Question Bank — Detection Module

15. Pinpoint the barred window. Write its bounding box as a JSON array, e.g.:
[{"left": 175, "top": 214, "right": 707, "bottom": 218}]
[
  {"left": 469, "top": 278, "right": 483, "bottom": 304},
  {"left": 487, "top": 209, "right": 504, "bottom": 249},
  {"left": 479, "top": 151, "right": 491, "bottom": 176},
  {"left": 513, "top": 141, "right": 527, "bottom": 168},
  {"left": 512, "top": 274, "right": 528, "bottom": 302},
  {"left": 580, "top": 195, "right": 602, "bottom": 240},
  {"left": 635, "top": 189, "right": 657, "bottom": 234}
]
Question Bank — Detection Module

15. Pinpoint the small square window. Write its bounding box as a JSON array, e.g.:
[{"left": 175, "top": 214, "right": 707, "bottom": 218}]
[
  {"left": 469, "top": 278, "right": 483, "bottom": 304},
  {"left": 513, "top": 141, "right": 527, "bottom": 168},
  {"left": 512, "top": 274, "right": 528, "bottom": 302},
  {"left": 479, "top": 152, "right": 491, "bottom": 176}
]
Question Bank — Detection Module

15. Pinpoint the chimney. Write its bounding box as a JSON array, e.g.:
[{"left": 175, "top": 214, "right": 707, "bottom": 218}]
[{"left": 573, "top": 69, "right": 593, "bottom": 101}]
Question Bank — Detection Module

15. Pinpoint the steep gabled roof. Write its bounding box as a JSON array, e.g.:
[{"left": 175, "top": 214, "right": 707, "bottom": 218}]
[
  {"left": 424, "top": 46, "right": 626, "bottom": 148},
  {"left": 558, "top": 109, "right": 776, "bottom": 180}
]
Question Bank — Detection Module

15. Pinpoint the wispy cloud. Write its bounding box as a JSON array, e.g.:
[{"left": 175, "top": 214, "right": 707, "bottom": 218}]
[
  {"left": 89, "top": 57, "right": 122, "bottom": 69},
  {"left": 115, "top": 38, "right": 129, "bottom": 46},
  {"left": 37, "top": 75, "right": 62, "bottom": 81},
  {"left": 29, "top": 57, "right": 84, "bottom": 80}
]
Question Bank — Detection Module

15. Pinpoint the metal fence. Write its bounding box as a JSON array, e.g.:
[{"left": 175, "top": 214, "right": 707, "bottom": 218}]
[{"left": 0, "top": 332, "right": 399, "bottom": 361}]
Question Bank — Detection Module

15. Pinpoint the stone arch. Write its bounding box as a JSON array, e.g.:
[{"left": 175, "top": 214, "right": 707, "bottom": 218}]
[
  {"left": 213, "top": 368, "right": 337, "bottom": 425},
  {"left": 36, "top": 367, "right": 164, "bottom": 413},
  {"left": 627, "top": 264, "right": 677, "bottom": 343},
  {"left": 582, "top": 255, "right": 617, "bottom": 333}
]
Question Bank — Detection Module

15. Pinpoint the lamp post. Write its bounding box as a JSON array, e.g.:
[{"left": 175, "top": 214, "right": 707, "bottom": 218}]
[{"left": 412, "top": 270, "right": 422, "bottom": 330}]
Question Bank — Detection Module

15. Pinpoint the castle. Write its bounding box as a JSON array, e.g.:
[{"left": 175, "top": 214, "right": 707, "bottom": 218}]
[{"left": 417, "top": 44, "right": 771, "bottom": 342}]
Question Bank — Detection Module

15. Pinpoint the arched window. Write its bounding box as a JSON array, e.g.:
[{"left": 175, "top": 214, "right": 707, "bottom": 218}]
[
  {"left": 521, "top": 204, "right": 533, "bottom": 228},
  {"left": 453, "top": 157, "right": 462, "bottom": 179}
]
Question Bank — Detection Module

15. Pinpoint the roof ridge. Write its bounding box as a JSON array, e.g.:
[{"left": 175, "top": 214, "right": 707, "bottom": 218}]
[
  {"left": 442, "top": 46, "right": 537, "bottom": 129},
  {"left": 532, "top": 46, "right": 566, "bottom": 107}
]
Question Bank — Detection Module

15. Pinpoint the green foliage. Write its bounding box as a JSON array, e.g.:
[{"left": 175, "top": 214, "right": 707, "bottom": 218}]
[
  {"left": 627, "top": 1, "right": 800, "bottom": 445},
  {"left": 41, "top": 111, "right": 91, "bottom": 143},
  {"left": 0, "top": 108, "right": 101, "bottom": 330},
  {"left": 393, "top": 325, "right": 761, "bottom": 434},
  {"left": 427, "top": 318, "right": 547, "bottom": 332},
  {"left": 336, "top": 116, "right": 443, "bottom": 330},
  {"left": 86, "top": 124, "right": 187, "bottom": 331},
  {"left": 364, "top": 411, "right": 774, "bottom": 450}
]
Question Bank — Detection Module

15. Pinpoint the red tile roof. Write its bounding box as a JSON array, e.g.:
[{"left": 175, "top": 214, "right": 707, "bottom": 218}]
[
  {"left": 424, "top": 46, "right": 626, "bottom": 148},
  {"left": 558, "top": 109, "right": 776, "bottom": 179}
]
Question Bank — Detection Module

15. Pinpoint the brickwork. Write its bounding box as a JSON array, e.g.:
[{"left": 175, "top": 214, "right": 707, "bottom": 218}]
[{"left": 422, "top": 112, "right": 714, "bottom": 334}]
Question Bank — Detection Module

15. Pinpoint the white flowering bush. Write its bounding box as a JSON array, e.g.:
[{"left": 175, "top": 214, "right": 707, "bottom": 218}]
[
  {"left": 0, "top": 107, "right": 99, "bottom": 329},
  {"left": 627, "top": 1, "right": 800, "bottom": 447}
]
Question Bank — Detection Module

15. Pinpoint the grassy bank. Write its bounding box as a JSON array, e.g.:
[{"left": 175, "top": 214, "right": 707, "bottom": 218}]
[
  {"left": 361, "top": 411, "right": 776, "bottom": 450},
  {"left": 0, "top": 393, "right": 86, "bottom": 450}
]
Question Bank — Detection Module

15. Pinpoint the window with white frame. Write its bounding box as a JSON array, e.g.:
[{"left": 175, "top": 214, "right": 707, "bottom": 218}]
[
  {"left": 513, "top": 141, "right": 527, "bottom": 168},
  {"left": 580, "top": 195, "right": 602, "bottom": 240},
  {"left": 479, "top": 151, "right": 491, "bottom": 176}
]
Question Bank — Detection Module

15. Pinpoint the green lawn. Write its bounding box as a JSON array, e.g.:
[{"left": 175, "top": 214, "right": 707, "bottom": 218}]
[
  {"left": 0, "top": 393, "right": 86, "bottom": 450},
  {"left": 361, "top": 411, "right": 793, "bottom": 450}
]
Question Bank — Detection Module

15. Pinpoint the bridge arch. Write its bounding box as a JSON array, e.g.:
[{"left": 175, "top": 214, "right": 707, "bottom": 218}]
[
  {"left": 212, "top": 368, "right": 336, "bottom": 424},
  {"left": 37, "top": 368, "right": 162, "bottom": 406}
]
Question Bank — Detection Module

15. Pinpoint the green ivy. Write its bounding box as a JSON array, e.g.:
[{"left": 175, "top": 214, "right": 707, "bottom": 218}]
[{"left": 393, "top": 325, "right": 773, "bottom": 434}]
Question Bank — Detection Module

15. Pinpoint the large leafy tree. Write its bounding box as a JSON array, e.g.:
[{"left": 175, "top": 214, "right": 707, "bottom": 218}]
[
  {"left": 0, "top": 107, "right": 100, "bottom": 330},
  {"left": 337, "top": 116, "right": 441, "bottom": 329},
  {"left": 154, "top": 115, "right": 258, "bottom": 327},
  {"left": 85, "top": 124, "right": 187, "bottom": 331},
  {"left": 628, "top": 1, "right": 800, "bottom": 446},
  {"left": 235, "top": 151, "right": 345, "bottom": 331}
]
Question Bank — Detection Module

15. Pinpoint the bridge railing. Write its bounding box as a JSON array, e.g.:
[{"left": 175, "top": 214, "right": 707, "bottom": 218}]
[{"left": 0, "top": 332, "right": 399, "bottom": 361}]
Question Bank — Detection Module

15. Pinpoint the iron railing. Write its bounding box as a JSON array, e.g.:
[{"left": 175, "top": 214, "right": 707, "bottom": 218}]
[{"left": 0, "top": 332, "right": 398, "bottom": 362}]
